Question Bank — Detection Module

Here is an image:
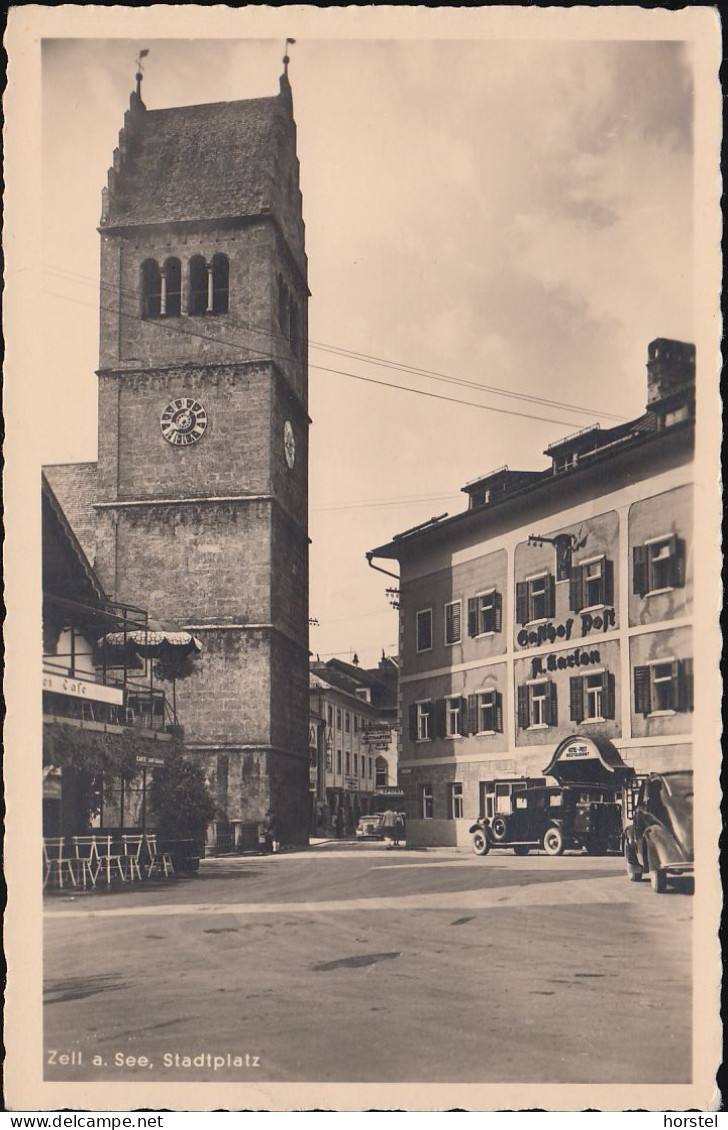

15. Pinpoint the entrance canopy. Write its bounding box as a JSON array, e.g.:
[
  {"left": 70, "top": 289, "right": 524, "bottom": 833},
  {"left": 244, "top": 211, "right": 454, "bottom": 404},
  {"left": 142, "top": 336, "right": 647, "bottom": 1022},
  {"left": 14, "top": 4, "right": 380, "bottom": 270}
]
[{"left": 543, "top": 733, "right": 634, "bottom": 788}]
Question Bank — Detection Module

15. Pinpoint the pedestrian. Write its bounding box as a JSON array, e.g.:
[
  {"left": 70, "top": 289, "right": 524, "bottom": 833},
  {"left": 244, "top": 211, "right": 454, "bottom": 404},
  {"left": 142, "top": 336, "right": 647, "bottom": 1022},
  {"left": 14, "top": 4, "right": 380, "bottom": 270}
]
[
  {"left": 393, "top": 811, "right": 405, "bottom": 848},
  {"left": 334, "top": 808, "right": 344, "bottom": 839},
  {"left": 381, "top": 807, "right": 396, "bottom": 849},
  {"left": 265, "top": 810, "right": 281, "bottom": 854}
]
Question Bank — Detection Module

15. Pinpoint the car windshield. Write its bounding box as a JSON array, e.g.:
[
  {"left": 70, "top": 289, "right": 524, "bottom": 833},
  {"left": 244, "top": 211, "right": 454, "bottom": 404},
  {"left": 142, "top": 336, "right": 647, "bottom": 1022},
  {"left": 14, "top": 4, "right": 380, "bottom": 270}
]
[{"left": 662, "top": 773, "right": 693, "bottom": 798}]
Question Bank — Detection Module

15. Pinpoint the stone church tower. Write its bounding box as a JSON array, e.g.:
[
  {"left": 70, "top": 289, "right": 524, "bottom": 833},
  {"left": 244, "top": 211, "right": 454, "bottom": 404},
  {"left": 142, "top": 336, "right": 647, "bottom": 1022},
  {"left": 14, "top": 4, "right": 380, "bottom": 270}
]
[{"left": 93, "top": 68, "right": 311, "bottom": 844}]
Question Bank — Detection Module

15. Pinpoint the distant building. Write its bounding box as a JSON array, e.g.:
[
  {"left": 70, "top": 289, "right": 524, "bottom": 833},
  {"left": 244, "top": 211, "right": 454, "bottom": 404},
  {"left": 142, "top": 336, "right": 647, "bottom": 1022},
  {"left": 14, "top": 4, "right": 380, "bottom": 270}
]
[
  {"left": 309, "top": 653, "right": 401, "bottom": 833},
  {"left": 369, "top": 339, "right": 695, "bottom": 847}
]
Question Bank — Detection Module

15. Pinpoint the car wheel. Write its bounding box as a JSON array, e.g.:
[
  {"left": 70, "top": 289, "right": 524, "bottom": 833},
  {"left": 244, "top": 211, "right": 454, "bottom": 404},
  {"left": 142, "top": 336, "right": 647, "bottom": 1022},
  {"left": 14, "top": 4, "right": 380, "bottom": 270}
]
[
  {"left": 650, "top": 866, "right": 667, "bottom": 893},
  {"left": 624, "top": 840, "right": 643, "bottom": 881},
  {"left": 490, "top": 816, "right": 509, "bottom": 843},
  {"left": 512, "top": 844, "right": 530, "bottom": 856},
  {"left": 471, "top": 828, "right": 490, "bottom": 856},
  {"left": 542, "top": 826, "right": 565, "bottom": 857}
]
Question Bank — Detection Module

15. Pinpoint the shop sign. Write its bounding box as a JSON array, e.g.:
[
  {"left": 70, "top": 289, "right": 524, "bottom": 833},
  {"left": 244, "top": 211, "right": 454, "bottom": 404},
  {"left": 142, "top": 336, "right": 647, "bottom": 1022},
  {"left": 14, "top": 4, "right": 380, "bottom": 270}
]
[
  {"left": 42, "top": 670, "right": 124, "bottom": 706},
  {"left": 531, "top": 648, "right": 600, "bottom": 677},
  {"left": 517, "top": 607, "right": 616, "bottom": 649},
  {"left": 362, "top": 724, "right": 391, "bottom": 747},
  {"left": 135, "top": 754, "right": 165, "bottom": 767}
]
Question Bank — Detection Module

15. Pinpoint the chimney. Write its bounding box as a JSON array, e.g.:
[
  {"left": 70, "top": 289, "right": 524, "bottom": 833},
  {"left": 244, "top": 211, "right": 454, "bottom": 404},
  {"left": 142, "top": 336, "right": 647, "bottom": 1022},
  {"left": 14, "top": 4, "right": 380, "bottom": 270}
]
[{"left": 646, "top": 339, "right": 695, "bottom": 405}]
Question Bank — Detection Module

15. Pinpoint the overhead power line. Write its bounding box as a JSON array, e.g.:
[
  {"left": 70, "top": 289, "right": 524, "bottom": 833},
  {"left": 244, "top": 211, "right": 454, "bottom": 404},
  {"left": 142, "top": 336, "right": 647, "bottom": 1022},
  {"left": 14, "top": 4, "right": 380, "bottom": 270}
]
[{"left": 44, "top": 262, "right": 628, "bottom": 424}]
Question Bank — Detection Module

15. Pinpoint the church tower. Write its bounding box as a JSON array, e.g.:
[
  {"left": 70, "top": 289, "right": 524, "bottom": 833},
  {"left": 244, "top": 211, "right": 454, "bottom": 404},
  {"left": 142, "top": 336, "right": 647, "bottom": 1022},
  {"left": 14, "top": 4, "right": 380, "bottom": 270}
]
[{"left": 94, "top": 66, "right": 311, "bottom": 843}]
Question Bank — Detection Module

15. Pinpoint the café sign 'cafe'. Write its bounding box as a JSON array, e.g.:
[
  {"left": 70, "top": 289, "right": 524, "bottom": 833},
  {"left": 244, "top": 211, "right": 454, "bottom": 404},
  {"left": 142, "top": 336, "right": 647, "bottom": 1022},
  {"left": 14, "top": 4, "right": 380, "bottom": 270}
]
[
  {"left": 42, "top": 671, "right": 123, "bottom": 706},
  {"left": 517, "top": 607, "right": 616, "bottom": 649}
]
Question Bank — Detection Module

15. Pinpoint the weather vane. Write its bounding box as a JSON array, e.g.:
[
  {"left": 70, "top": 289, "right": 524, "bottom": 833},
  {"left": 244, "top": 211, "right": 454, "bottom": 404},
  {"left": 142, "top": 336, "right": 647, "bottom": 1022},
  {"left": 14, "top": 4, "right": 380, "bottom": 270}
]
[
  {"left": 135, "top": 48, "right": 149, "bottom": 98},
  {"left": 283, "top": 38, "right": 296, "bottom": 77}
]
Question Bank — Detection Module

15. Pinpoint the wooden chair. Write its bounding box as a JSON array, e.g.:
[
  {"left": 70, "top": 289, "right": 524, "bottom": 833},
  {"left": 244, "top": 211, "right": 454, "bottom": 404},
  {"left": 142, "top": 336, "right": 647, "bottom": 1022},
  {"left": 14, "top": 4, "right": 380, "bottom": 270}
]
[
  {"left": 121, "top": 834, "right": 145, "bottom": 881},
  {"left": 93, "top": 834, "right": 126, "bottom": 885},
  {"left": 70, "top": 836, "right": 101, "bottom": 889},
  {"left": 43, "top": 837, "right": 77, "bottom": 890},
  {"left": 144, "top": 834, "right": 174, "bottom": 878}
]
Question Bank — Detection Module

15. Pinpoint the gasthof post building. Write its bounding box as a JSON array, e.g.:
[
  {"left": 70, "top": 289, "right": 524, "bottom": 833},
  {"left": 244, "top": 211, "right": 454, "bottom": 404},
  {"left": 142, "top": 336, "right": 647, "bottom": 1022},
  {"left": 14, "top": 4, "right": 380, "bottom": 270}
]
[{"left": 368, "top": 339, "right": 695, "bottom": 847}]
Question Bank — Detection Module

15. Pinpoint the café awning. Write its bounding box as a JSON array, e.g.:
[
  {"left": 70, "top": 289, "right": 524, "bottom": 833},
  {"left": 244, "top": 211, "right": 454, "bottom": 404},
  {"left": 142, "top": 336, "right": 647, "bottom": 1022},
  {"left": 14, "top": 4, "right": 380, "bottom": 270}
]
[{"left": 98, "top": 617, "right": 202, "bottom": 658}]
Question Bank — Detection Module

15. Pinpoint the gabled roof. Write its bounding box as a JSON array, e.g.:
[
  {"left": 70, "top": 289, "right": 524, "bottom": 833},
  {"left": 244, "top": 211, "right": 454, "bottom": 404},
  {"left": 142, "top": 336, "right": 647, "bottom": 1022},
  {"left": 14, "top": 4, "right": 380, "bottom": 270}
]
[
  {"left": 42, "top": 473, "right": 105, "bottom": 604},
  {"left": 43, "top": 462, "right": 98, "bottom": 567}
]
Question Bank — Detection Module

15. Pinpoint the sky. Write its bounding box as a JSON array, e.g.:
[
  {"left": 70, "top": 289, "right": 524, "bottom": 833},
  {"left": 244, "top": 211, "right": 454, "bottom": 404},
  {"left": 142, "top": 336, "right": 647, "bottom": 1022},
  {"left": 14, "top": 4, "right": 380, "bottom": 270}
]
[{"left": 38, "top": 33, "right": 695, "bottom": 668}]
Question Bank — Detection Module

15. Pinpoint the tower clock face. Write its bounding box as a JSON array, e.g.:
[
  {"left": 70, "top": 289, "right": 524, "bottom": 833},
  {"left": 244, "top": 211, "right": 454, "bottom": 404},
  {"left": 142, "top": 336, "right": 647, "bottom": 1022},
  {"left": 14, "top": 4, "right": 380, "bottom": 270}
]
[
  {"left": 160, "top": 398, "right": 208, "bottom": 446},
  {"left": 284, "top": 420, "right": 296, "bottom": 469}
]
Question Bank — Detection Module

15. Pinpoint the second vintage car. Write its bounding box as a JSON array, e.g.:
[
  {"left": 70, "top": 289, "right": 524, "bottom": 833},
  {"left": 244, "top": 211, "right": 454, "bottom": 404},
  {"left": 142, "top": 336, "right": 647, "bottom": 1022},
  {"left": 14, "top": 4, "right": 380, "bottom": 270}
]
[{"left": 623, "top": 770, "right": 694, "bottom": 893}]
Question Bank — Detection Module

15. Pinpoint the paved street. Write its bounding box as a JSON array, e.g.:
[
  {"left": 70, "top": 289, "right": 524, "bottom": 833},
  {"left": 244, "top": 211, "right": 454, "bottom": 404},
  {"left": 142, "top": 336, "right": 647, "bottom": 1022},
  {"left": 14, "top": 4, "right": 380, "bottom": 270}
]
[{"left": 44, "top": 842, "right": 692, "bottom": 1085}]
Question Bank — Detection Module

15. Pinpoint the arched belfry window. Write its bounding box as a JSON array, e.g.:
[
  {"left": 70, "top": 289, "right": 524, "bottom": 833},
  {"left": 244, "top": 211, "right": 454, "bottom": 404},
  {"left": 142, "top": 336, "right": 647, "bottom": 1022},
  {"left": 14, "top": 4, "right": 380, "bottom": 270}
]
[
  {"left": 141, "top": 259, "right": 162, "bottom": 318},
  {"left": 188, "top": 255, "right": 208, "bottom": 317},
  {"left": 162, "top": 257, "right": 182, "bottom": 317},
  {"left": 211, "top": 253, "right": 229, "bottom": 315}
]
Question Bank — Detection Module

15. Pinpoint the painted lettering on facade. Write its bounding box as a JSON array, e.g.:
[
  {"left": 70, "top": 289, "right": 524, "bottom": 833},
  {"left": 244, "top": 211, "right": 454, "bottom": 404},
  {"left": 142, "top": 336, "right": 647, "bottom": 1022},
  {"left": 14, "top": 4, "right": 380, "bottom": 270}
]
[
  {"left": 531, "top": 649, "right": 601, "bottom": 677},
  {"left": 517, "top": 607, "right": 615, "bottom": 648}
]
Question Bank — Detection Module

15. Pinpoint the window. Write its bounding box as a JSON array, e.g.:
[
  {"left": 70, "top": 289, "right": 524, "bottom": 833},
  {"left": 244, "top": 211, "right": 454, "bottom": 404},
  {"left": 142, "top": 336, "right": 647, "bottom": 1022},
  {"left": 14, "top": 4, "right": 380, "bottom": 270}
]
[
  {"left": 416, "top": 609, "right": 433, "bottom": 652},
  {"left": 633, "top": 659, "right": 693, "bottom": 716},
  {"left": 633, "top": 534, "right": 685, "bottom": 596},
  {"left": 420, "top": 784, "right": 434, "bottom": 820},
  {"left": 570, "top": 671, "right": 615, "bottom": 722},
  {"left": 188, "top": 255, "right": 208, "bottom": 316},
  {"left": 162, "top": 257, "right": 182, "bottom": 316},
  {"left": 354, "top": 715, "right": 358, "bottom": 733},
  {"left": 516, "top": 574, "right": 555, "bottom": 624},
  {"left": 517, "top": 681, "right": 558, "bottom": 729},
  {"left": 445, "top": 696, "right": 464, "bottom": 737},
  {"left": 327, "top": 705, "right": 333, "bottom": 727},
  {"left": 468, "top": 589, "right": 502, "bottom": 636},
  {"left": 445, "top": 600, "right": 462, "bottom": 645},
  {"left": 369, "top": 758, "right": 373, "bottom": 779},
  {"left": 336, "top": 709, "right": 342, "bottom": 730},
  {"left": 345, "top": 712, "right": 350, "bottom": 733},
  {"left": 345, "top": 751, "right": 351, "bottom": 775},
  {"left": 336, "top": 749, "right": 342, "bottom": 774},
  {"left": 469, "top": 689, "right": 503, "bottom": 734},
  {"left": 449, "top": 783, "right": 464, "bottom": 819},
  {"left": 211, "top": 253, "right": 229, "bottom": 314},
  {"left": 354, "top": 754, "right": 359, "bottom": 775},
  {"left": 408, "top": 700, "right": 434, "bottom": 742},
  {"left": 570, "top": 556, "right": 614, "bottom": 612},
  {"left": 141, "top": 259, "right": 162, "bottom": 318},
  {"left": 375, "top": 757, "right": 387, "bottom": 786},
  {"left": 278, "top": 275, "right": 290, "bottom": 336},
  {"left": 356, "top": 687, "right": 371, "bottom": 702}
]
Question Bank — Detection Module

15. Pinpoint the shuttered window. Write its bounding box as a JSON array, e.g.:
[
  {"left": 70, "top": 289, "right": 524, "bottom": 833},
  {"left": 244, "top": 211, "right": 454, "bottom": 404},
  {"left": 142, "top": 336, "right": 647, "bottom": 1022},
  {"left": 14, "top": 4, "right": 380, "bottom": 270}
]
[
  {"left": 570, "top": 671, "right": 616, "bottom": 721},
  {"left": 516, "top": 575, "right": 556, "bottom": 624},
  {"left": 467, "top": 690, "right": 503, "bottom": 734},
  {"left": 570, "top": 556, "right": 614, "bottom": 611},
  {"left": 440, "top": 696, "right": 467, "bottom": 737},
  {"left": 416, "top": 609, "right": 433, "bottom": 653},
  {"left": 449, "top": 783, "right": 464, "bottom": 819},
  {"left": 467, "top": 590, "right": 502, "bottom": 636},
  {"left": 520, "top": 681, "right": 557, "bottom": 727},
  {"left": 413, "top": 701, "right": 434, "bottom": 741},
  {"left": 633, "top": 535, "right": 686, "bottom": 596},
  {"left": 445, "top": 601, "right": 462, "bottom": 645},
  {"left": 633, "top": 658, "right": 693, "bottom": 716}
]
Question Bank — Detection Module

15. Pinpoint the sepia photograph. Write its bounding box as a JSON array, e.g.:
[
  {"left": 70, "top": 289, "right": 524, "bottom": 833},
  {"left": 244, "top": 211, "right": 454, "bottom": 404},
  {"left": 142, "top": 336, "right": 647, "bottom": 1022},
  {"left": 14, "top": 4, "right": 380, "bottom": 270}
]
[{"left": 4, "top": 5, "right": 722, "bottom": 1114}]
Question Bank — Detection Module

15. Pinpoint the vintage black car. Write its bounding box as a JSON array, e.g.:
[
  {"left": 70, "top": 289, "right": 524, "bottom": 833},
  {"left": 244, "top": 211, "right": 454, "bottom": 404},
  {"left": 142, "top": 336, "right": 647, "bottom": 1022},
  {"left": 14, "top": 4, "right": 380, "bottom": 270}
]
[
  {"left": 469, "top": 778, "right": 623, "bottom": 857},
  {"left": 623, "top": 770, "right": 693, "bottom": 893}
]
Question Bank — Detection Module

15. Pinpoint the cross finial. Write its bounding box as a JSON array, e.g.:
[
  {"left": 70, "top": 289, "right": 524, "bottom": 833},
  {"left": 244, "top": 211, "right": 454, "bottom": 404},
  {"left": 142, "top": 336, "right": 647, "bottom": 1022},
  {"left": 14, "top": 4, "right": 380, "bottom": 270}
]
[
  {"left": 283, "top": 37, "right": 296, "bottom": 77},
  {"left": 135, "top": 48, "right": 149, "bottom": 98}
]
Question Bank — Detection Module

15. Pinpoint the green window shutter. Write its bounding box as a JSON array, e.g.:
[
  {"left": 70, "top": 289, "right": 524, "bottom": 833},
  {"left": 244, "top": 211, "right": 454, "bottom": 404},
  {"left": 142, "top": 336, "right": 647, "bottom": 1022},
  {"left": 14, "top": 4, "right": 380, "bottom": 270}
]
[
  {"left": 569, "top": 565, "right": 584, "bottom": 612},
  {"left": 408, "top": 703, "right": 418, "bottom": 741},
  {"left": 671, "top": 536, "right": 686, "bottom": 588},
  {"left": 546, "top": 681, "right": 558, "bottom": 727},
  {"left": 603, "top": 558, "right": 615, "bottom": 606},
  {"left": 495, "top": 691, "right": 504, "bottom": 733},
  {"left": 460, "top": 697, "right": 470, "bottom": 736},
  {"left": 517, "top": 685, "right": 529, "bottom": 730},
  {"left": 569, "top": 675, "right": 585, "bottom": 723},
  {"left": 468, "top": 694, "right": 478, "bottom": 734},
  {"left": 515, "top": 582, "right": 529, "bottom": 625},
  {"left": 545, "top": 574, "right": 556, "bottom": 619},
  {"left": 633, "top": 666, "right": 651, "bottom": 715},
  {"left": 633, "top": 545, "right": 648, "bottom": 596},
  {"left": 467, "top": 598, "right": 478, "bottom": 637},
  {"left": 434, "top": 699, "right": 447, "bottom": 739},
  {"left": 677, "top": 658, "right": 693, "bottom": 712},
  {"left": 603, "top": 671, "right": 616, "bottom": 720},
  {"left": 493, "top": 590, "right": 503, "bottom": 632}
]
